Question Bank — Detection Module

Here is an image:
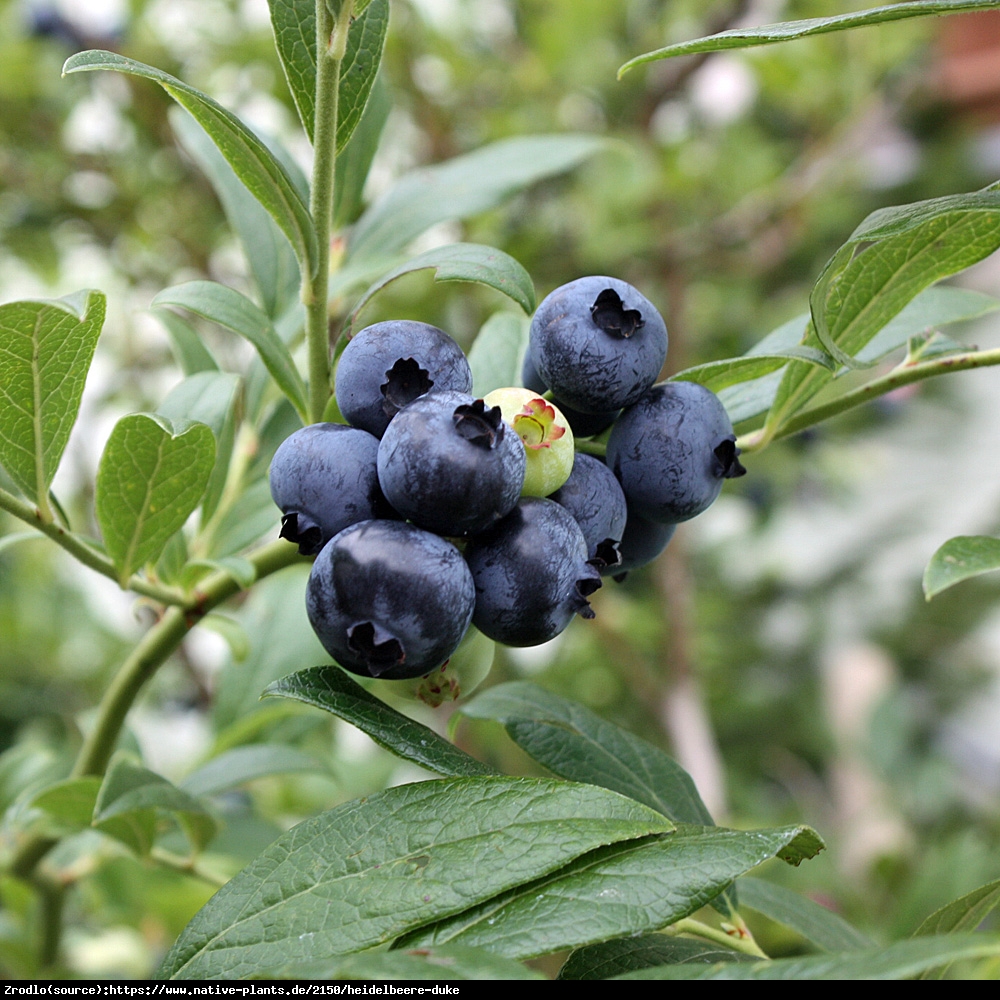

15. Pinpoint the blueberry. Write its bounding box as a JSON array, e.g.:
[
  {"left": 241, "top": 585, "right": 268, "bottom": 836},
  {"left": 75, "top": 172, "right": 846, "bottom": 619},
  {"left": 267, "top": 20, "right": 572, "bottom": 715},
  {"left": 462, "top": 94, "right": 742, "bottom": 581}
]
[
  {"left": 549, "top": 453, "right": 627, "bottom": 574},
  {"left": 269, "top": 423, "right": 392, "bottom": 555},
  {"left": 306, "top": 520, "right": 475, "bottom": 680},
  {"left": 335, "top": 320, "right": 473, "bottom": 438},
  {"left": 607, "top": 381, "right": 746, "bottom": 524},
  {"left": 464, "top": 497, "right": 602, "bottom": 647},
  {"left": 377, "top": 390, "right": 525, "bottom": 537},
  {"left": 613, "top": 502, "right": 676, "bottom": 581},
  {"left": 529, "top": 276, "right": 668, "bottom": 414},
  {"left": 520, "top": 352, "right": 619, "bottom": 438}
]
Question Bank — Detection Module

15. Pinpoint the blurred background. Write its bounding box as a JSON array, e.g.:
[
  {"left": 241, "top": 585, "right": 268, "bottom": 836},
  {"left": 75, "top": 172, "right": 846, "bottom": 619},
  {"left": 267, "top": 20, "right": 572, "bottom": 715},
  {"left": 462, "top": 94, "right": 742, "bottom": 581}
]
[{"left": 1, "top": 0, "right": 999, "bottom": 977}]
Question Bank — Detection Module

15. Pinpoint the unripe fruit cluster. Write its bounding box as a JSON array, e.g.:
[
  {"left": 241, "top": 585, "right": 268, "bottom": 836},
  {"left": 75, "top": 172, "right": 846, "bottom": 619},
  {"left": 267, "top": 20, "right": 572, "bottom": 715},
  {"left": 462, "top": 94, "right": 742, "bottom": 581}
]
[{"left": 269, "top": 279, "right": 745, "bottom": 698}]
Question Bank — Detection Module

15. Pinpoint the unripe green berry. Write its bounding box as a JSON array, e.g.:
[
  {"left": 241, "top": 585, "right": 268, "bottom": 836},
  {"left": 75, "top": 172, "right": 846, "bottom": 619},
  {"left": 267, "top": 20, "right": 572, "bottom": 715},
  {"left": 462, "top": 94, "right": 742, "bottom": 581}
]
[{"left": 483, "top": 387, "right": 575, "bottom": 497}]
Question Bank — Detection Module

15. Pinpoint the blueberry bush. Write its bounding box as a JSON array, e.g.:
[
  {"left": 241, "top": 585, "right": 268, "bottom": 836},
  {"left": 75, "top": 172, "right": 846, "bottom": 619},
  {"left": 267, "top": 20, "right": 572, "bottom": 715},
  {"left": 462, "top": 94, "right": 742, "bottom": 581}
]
[{"left": 2, "top": 0, "right": 1000, "bottom": 981}]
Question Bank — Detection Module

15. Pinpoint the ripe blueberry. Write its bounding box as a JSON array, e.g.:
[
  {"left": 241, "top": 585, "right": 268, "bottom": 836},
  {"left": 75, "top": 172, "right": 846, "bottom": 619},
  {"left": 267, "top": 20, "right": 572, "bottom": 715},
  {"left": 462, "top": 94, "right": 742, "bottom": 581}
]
[
  {"left": 529, "top": 276, "right": 668, "bottom": 414},
  {"left": 306, "top": 520, "right": 475, "bottom": 680},
  {"left": 607, "top": 381, "right": 746, "bottom": 524},
  {"left": 335, "top": 320, "right": 472, "bottom": 438},
  {"left": 520, "top": 351, "right": 619, "bottom": 439}
]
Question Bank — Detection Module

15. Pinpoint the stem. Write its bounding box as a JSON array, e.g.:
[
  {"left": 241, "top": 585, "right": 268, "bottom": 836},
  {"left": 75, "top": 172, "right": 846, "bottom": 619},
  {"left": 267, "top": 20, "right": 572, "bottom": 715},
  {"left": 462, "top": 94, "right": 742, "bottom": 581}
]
[
  {"left": 738, "top": 346, "right": 1000, "bottom": 452},
  {"left": 33, "top": 875, "right": 64, "bottom": 970},
  {"left": 0, "top": 486, "right": 187, "bottom": 605},
  {"left": 671, "top": 917, "right": 770, "bottom": 959},
  {"left": 305, "top": 0, "right": 353, "bottom": 423}
]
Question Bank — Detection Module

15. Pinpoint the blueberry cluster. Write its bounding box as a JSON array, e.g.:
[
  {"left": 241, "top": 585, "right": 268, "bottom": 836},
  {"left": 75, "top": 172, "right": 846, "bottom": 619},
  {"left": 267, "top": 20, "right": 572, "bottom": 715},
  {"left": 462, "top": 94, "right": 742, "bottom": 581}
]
[{"left": 269, "top": 279, "right": 744, "bottom": 688}]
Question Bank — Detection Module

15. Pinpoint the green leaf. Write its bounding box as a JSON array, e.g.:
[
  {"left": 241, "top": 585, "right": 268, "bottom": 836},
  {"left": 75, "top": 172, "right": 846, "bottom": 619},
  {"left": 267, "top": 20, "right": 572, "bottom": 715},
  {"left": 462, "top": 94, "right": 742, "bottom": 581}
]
[
  {"left": 170, "top": 110, "right": 300, "bottom": 320},
  {"left": 559, "top": 936, "right": 753, "bottom": 980},
  {"left": 158, "top": 371, "right": 241, "bottom": 521},
  {"left": 153, "top": 282, "right": 308, "bottom": 421},
  {"left": 180, "top": 557, "right": 258, "bottom": 591},
  {"left": 618, "top": 2, "right": 1000, "bottom": 76},
  {"left": 350, "top": 243, "right": 536, "bottom": 321},
  {"left": 670, "top": 349, "right": 834, "bottom": 394},
  {"left": 209, "top": 477, "right": 280, "bottom": 558},
  {"left": 181, "top": 745, "right": 325, "bottom": 798},
  {"left": 334, "top": 74, "right": 391, "bottom": 227},
  {"left": 736, "top": 877, "right": 873, "bottom": 953},
  {"left": 349, "top": 134, "right": 607, "bottom": 262},
  {"left": 913, "top": 877, "right": 1000, "bottom": 978},
  {"left": 468, "top": 312, "right": 530, "bottom": 397},
  {"left": 264, "top": 666, "right": 497, "bottom": 777},
  {"left": 460, "top": 681, "right": 713, "bottom": 824},
  {"left": 923, "top": 536, "right": 1000, "bottom": 599},
  {"left": 0, "top": 290, "right": 105, "bottom": 507},
  {"left": 63, "top": 51, "right": 317, "bottom": 278},
  {"left": 403, "top": 823, "right": 823, "bottom": 960},
  {"left": 152, "top": 306, "right": 220, "bottom": 375},
  {"left": 0, "top": 531, "right": 47, "bottom": 557},
  {"left": 95, "top": 414, "right": 215, "bottom": 586},
  {"left": 765, "top": 186, "right": 1000, "bottom": 437},
  {"left": 95, "top": 755, "right": 217, "bottom": 856},
  {"left": 263, "top": 944, "right": 545, "bottom": 981},
  {"left": 268, "top": 0, "right": 388, "bottom": 150},
  {"left": 27, "top": 777, "right": 102, "bottom": 836},
  {"left": 613, "top": 935, "right": 1000, "bottom": 979},
  {"left": 157, "top": 777, "right": 673, "bottom": 979}
]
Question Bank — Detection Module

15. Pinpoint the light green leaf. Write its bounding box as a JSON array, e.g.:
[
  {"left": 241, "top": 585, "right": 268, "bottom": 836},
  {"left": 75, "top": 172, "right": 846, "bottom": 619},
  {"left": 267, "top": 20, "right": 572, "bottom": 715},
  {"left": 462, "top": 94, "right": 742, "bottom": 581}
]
[
  {"left": 913, "top": 877, "right": 1000, "bottom": 978},
  {"left": 180, "top": 557, "right": 257, "bottom": 591},
  {"left": 95, "top": 755, "right": 217, "bottom": 856},
  {"left": 350, "top": 243, "right": 536, "bottom": 321},
  {"left": 924, "top": 536, "right": 1000, "bottom": 599},
  {"left": 349, "top": 135, "right": 607, "bottom": 262},
  {"left": 468, "top": 312, "right": 530, "bottom": 397},
  {"left": 268, "top": 0, "right": 388, "bottom": 150},
  {"left": 157, "top": 777, "right": 673, "bottom": 979},
  {"left": 559, "top": 936, "right": 753, "bottom": 980},
  {"left": 181, "top": 745, "right": 325, "bottom": 798},
  {"left": 152, "top": 305, "right": 220, "bottom": 375},
  {"left": 0, "top": 290, "right": 105, "bottom": 506},
  {"left": 95, "top": 414, "right": 215, "bottom": 586},
  {"left": 0, "top": 531, "right": 47, "bottom": 557},
  {"left": 614, "top": 935, "right": 1000, "bottom": 979},
  {"left": 263, "top": 945, "right": 545, "bottom": 981},
  {"left": 209, "top": 477, "right": 281, "bottom": 558},
  {"left": 403, "top": 824, "right": 823, "bottom": 960},
  {"left": 670, "top": 349, "right": 833, "bottom": 394},
  {"left": 27, "top": 777, "right": 102, "bottom": 836},
  {"left": 170, "top": 110, "right": 300, "bottom": 320},
  {"left": 766, "top": 186, "right": 1000, "bottom": 437},
  {"left": 63, "top": 51, "right": 317, "bottom": 277},
  {"left": 618, "top": 2, "right": 1000, "bottom": 76},
  {"left": 154, "top": 282, "right": 308, "bottom": 421},
  {"left": 264, "top": 666, "right": 497, "bottom": 777},
  {"left": 736, "top": 877, "right": 873, "bottom": 953},
  {"left": 460, "top": 681, "right": 713, "bottom": 824},
  {"left": 199, "top": 612, "right": 251, "bottom": 662}
]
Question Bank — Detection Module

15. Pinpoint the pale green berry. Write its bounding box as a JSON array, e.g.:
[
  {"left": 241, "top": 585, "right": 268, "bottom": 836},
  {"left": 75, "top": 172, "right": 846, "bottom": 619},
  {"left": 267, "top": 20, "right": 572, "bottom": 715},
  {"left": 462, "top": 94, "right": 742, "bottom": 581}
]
[{"left": 483, "top": 386, "right": 575, "bottom": 496}]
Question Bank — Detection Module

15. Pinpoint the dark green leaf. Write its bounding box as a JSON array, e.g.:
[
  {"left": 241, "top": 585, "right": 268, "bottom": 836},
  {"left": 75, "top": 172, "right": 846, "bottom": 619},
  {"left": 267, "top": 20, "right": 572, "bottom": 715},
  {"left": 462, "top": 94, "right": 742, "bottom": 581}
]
[
  {"left": 157, "top": 777, "right": 673, "bottom": 979},
  {"left": 559, "top": 936, "right": 753, "bottom": 980},
  {"left": 268, "top": 0, "right": 388, "bottom": 150},
  {"left": 403, "top": 824, "right": 823, "bottom": 960},
  {"left": 0, "top": 291, "right": 105, "bottom": 506},
  {"left": 181, "top": 745, "right": 325, "bottom": 798},
  {"left": 264, "top": 666, "right": 496, "bottom": 777},
  {"left": 151, "top": 305, "right": 220, "bottom": 375},
  {"left": 334, "top": 74, "right": 390, "bottom": 227},
  {"left": 170, "top": 110, "right": 300, "bottom": 320},
  {"left": 923, "top": 536, "right": 1000, "bottom": 599},
  {"left": 460, "top": 681, "right": 713, "bottom": 824},
  {"left": 618, "top": 2, "right": 1000, "bottom": 76},
  {"left": 63, "top": 51, "right": 317, "bottom": 277},
  {"left": 736, "top": 877, "right": 873, "bottom": 953},
  {"left": 263, "top": 945, "right": 544, "bottom": 981},
  {"left": 95, "top": 414, "right": 215, "bottom": 586},
  {"left": 349, "top": 135, "right": 607, "bottom": 262},
  {"left": 468, "top": 312, "right": 530, "bottom": 397},
  {"left": 613, "top": 935, "right": 1000, "bottom": 979},
  {"left": 154, "top": 282, "right": 308, "bottom": 421},
  {"left": 350, "top": 243, "right": 536, "bottom": 320}
]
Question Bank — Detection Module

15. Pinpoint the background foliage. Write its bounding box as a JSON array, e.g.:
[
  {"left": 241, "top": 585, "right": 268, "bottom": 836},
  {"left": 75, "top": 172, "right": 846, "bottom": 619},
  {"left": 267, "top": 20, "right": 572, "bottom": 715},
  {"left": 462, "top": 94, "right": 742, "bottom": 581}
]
[{"left": 1, "top": 0, "right": 999, "bottom": 978}]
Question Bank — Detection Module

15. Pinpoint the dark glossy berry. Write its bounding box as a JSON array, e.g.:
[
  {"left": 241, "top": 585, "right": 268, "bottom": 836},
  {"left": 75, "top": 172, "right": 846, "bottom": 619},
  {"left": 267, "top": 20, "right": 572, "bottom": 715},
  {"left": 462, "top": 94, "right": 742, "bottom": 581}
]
[
  {"left": 464, "top": 497, "right": 602, "bottom": 647},
  {"left": 377, "top": 390, "right": 525, "bottom": 536},
  {"left": 306, "top": 520, "right": 475, "bottom": 680},
  {"left": 607, "top": 381, "right": 746, "bottom": 524},
  {"left": 529, "top": 276, "right": 668, "bottom": 414},
  {"left": 269, "top": 423, "right": 391, "bottom": 555},
  {"left": 520, "top": 351, "right": 619, "bottom": 438},
  {"left": 613, "top": 503, "right": 677, "bottom": 581},
  {"left": 549, "top": 453, "right": 627, "bottom": 574},
  {"left": 335, "top": 320, "right": 473, "bottom": 438}
]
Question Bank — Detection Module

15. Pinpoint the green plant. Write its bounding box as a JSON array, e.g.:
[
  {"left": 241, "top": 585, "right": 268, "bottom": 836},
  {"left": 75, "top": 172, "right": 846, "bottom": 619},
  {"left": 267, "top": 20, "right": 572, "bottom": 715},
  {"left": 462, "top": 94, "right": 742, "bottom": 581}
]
[{"left": 2, "top": 0, "right": 1000, "bottom": 981}]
